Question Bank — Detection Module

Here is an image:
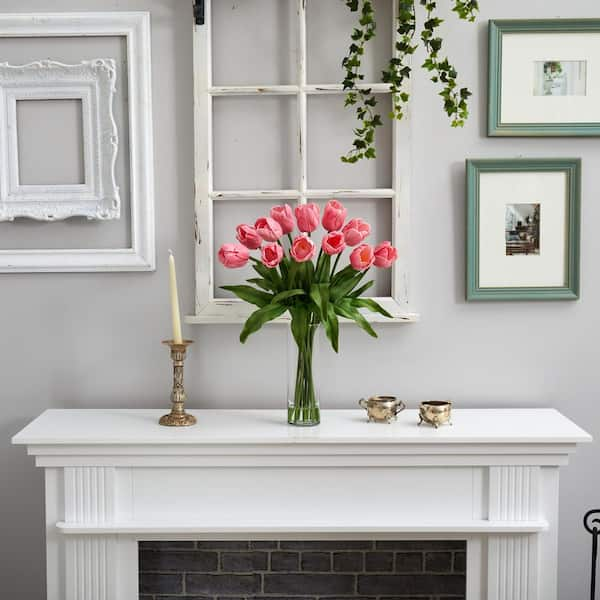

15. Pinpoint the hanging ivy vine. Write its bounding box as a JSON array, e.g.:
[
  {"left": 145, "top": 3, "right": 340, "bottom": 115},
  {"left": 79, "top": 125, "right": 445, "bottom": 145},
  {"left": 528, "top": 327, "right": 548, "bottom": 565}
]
[{"left": 341, "top": 0, "right": 479, "bottom": 163}]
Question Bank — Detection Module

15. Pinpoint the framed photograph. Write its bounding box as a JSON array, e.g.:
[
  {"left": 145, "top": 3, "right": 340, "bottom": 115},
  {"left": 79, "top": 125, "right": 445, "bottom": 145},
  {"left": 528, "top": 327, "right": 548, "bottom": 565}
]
[
  {"left": 489, "top": 19, "right": 600, "bottom": 136},
  {"left": 466, "top": 158, "right": 580, "bottom": 301}
]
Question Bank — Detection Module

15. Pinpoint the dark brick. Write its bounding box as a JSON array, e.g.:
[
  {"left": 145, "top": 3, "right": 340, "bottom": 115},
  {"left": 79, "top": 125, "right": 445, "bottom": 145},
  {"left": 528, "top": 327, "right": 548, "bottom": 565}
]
[
  {"left": 281, "top": 540, "right": 373, "bottom": 551},
  {"left": 333, "top": 552, "right": 364, "bottom": 572},
  {"left": 301, "top": 552, "right": 331, "bottom": 571},
  {"left": 139, "top": 596, "right": 153, "bottom": 600},
  {"left": 157, "top": 597, "right": 211, "bottom": 600},
  {"left": 359, "top": 574, "right": 465, "bottom": 595},
  {"left": 271, "top": 552, "right": 300, "bottom": 571},
  {"left": 222, "top": 552, "right": 269, "bottom": 572},
  {"left": 380, "top": 598, "right": 434, "bottom": 600},
  {"left": 380, "top": 597, "right": 435, "bottom": 600},
  {"left": 395, "top": 553, "right": 423, "bottom": 573},
  {"left": 322, "top": 597, "right": 376, "bottom": 600},
  {"left": 139, "top": 540, "right": 196, "bottom": 550},
  {"left": 196, "top": 541, "right": 250, "bottom": 550},
  {"left": 264, "top": 573, "right": 355, "bottom": 595},
  {"left": 250, "top": 541, "right": 279, "bottom": 550},
  {"left": 216, "top": 597, "right": 246, "bottom": 600},
  {"left": 139, "top": 572, "right": 183, "bottom": 595},
  {"left": 139, "top": 550, "right": 218, "bottom": 572},
  {"left": 186, "top": 574, "right": 261, "bottom": 595},
  {"left": 365, "top": 552, "right": 393, "bottom": 572},
  {"left": 376, "top": 540, "right": 466, "bottom": 551},
  {"left": 453, "top": 551, "right": 466, "bottom": 573},
  {"left": 425, "top": 552, "right": 452, "bottom": 573},
  {"left": 249, "top": 597, "right": 315, "bottom": 600}
]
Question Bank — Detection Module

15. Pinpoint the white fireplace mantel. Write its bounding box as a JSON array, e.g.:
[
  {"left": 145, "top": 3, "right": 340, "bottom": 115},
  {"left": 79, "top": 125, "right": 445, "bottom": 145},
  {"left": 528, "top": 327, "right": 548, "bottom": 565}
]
[{"left": 13, "top": 408, "right": 591, "bottom": 600}]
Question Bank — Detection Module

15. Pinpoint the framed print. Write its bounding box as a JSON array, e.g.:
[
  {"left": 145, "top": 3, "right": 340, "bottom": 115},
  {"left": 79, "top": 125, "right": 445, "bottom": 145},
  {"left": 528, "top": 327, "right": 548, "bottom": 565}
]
[
  {"left": 466, "top": 158, "right": 580, "bottom": 301},
  {"left": 489, "top": 19, "right": 600, "bottom": 136}
]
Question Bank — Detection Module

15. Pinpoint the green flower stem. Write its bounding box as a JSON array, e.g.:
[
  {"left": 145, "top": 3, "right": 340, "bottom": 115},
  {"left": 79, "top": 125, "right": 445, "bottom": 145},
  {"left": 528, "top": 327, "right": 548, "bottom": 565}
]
[
  {"left": 331, "top": 253, "right": 342, "bottom": 277},
  {"left": 288, "top": 325, "right": 320, "bottom": 426}
]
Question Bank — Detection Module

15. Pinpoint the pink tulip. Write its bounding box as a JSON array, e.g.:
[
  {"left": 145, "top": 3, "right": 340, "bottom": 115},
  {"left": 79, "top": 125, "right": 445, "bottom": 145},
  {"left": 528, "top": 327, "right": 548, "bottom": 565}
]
[
  {"left": 270, "top": 204, "right": 295, "bottom": 234},
  {"left": 236, "top": 224, "right": 262, "bottom": 249},
  {"left": 295, "top": 203, "right": 320, "bottom": 233},
  {"left": 290, "top": 234, "right": 316, "bottom": 263},
  {"left": 254, "top": 217, "right": 283, "bottom": 242},
  {"left": 373, "top": 241, "right": 398, "bottom": 268},
  {"left": 322, "top": 199, "right": 347, "bottom": 232},
  {"left": 350, "top": 244, "right": 375, "bottom": 271},
  {"left": 218, "top": 243, "right": 250, "bottom": 268},
  {"left": 321, "top": 231, "right": 346, "bottom": 255},
  {"left": 261, "top": 242, "right": 284, "bottom": 268},
  {"left": 342, "top": 218, "right": 371, "bottom": 246}
]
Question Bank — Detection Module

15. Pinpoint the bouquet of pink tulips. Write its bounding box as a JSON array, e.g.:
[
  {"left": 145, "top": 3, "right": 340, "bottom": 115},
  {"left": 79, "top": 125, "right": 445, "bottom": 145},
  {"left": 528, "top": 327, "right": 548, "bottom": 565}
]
[{"left": 218, "top": 200, "right": 398, "bottom": 426}]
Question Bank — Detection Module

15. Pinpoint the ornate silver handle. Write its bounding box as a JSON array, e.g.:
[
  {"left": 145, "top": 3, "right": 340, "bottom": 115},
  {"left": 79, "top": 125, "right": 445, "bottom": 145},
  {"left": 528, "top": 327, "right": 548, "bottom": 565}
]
[{"left": 394, "top": 400, "right": 407, "bottom": 415}]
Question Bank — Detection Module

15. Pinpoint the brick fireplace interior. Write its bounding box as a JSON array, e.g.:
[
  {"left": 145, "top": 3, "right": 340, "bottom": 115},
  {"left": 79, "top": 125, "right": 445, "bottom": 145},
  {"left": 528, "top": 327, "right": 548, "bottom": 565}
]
[{"left": 139, "top": 540, "right": 467, "bottom": 600}]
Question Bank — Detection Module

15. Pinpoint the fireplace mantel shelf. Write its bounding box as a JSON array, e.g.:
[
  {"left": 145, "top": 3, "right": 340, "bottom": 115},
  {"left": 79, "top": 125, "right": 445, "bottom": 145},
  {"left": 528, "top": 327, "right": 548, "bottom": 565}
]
[
  {"left": 12, "top": 407, "right": 590, "bottom": 446},
  {"left": 12, "top": 408, "right": 591, "bottom": 600}
]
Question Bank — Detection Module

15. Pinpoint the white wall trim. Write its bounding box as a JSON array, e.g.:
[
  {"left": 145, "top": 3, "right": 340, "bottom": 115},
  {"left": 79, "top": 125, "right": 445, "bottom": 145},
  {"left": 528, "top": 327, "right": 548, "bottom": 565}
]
[{"left": 0, "top": 12, "right": 155, "bottom": 272}]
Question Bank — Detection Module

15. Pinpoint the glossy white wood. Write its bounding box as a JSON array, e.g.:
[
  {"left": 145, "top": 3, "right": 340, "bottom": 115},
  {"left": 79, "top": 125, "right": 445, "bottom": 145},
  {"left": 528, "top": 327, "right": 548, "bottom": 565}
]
[
  {"left": 0, "top": 13, "right": 155, "bottom": 272},
  {"left": 12, "top": 408, "right": 590, "bottom": 600}
]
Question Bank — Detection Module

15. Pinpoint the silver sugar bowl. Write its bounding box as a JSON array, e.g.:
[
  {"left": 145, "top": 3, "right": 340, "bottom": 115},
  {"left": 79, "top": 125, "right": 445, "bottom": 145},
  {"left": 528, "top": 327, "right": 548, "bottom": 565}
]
[{"left": 359, "top": 395, "right": 406, "bottom": 423}]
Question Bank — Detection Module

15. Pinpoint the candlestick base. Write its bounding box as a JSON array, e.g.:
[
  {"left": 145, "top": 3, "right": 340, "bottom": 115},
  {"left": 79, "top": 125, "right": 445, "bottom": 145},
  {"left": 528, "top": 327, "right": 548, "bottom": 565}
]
[
  {"left": 160, "top": 339, "right": 196, "bottom": 427},
  {"left": 159, "top": 412, "right": 197, "bottom": 427}
]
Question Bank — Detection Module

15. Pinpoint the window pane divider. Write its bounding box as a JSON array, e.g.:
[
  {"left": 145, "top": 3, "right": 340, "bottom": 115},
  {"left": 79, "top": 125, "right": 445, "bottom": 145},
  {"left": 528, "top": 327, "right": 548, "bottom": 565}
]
[
  {"left": 209, "top": 83, "right": 393, "bottom": 96},
  {"left": 211, "top": 190, "right": 302, "bottom": 200},
  {"left": 297, "top": 0, "right": 308, "bottom": 206},
  {"left": 211, "top": 189, "right": 395, "bottom": 201}
]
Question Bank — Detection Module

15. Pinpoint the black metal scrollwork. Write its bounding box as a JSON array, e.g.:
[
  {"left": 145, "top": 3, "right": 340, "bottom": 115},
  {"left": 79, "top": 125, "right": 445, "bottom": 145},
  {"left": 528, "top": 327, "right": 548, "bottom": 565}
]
[{"left": 584, "top": 509, "right": 600, "bottom": 600}]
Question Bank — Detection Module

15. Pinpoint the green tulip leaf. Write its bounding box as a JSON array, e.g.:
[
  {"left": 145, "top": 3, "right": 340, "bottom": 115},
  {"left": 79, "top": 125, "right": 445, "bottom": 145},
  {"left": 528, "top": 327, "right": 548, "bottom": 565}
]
[
  {"left": 221, "top": 285, "right": 273, "bottom": 308},
  {"left": 240, "top": 303, "right": 289, "bottom": 343}
]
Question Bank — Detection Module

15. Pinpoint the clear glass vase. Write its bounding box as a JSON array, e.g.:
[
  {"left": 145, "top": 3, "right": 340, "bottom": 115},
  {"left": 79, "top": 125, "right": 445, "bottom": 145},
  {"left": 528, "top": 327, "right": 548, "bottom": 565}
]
[{"left": 287, "top": 323, "right": 321, "bottom": 426}]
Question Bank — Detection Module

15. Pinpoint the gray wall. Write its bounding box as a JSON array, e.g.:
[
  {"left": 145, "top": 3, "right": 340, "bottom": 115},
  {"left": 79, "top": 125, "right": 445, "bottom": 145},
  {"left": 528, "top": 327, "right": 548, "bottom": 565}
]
[{"left": 0, "top": 1, "right": 598, "bottom": 598}]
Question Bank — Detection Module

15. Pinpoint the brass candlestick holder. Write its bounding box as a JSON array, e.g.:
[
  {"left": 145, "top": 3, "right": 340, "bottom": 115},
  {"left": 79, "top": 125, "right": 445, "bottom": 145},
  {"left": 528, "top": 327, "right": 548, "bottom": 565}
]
[{"left": 159, "top": 340, "right": 197, "bottom": 427}]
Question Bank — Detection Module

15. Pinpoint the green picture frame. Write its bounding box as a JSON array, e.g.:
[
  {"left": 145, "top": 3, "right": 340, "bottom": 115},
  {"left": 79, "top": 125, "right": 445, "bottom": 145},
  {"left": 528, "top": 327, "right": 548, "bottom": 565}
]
[
  {"left": 488, "top": 19, "right": 600, "bottom": 136},
  {"left": 466, "top": 158, "right": 581, "bottom": 301}
]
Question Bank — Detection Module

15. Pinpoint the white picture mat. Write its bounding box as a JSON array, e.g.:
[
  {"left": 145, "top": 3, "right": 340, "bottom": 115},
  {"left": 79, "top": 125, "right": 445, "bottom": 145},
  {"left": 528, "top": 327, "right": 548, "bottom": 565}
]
[
  {"left": 500, "top": 32, "right": 600, "bottom": 123},
  {"left": 478, "top": 171, "right": 567, "bottom": 288}
]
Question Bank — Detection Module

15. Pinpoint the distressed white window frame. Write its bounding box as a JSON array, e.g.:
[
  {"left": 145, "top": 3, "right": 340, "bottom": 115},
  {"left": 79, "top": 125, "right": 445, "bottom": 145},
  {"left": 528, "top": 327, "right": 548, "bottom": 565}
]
[
  {"left": 190, "top": 0, "right": 416, "bottom": 324},
  {"left": 0, "top": 13, "right": 155, "bottom": 272},
  {"left": 0, "top": 59, "right": 120, "bottom": 222}
]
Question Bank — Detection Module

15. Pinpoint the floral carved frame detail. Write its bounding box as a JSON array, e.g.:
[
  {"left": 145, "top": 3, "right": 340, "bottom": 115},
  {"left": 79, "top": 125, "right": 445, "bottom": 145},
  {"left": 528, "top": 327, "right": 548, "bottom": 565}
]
[{"left": 0, "top": 59, "right": 120, "bottom": 222}]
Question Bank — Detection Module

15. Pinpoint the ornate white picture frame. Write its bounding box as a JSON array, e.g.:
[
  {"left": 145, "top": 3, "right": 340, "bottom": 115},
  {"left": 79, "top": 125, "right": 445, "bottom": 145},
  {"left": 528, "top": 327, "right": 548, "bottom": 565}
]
[
  {"left": 0, "top": 59, "right": 120, "bottom": 221},
  {"left": 0, "top": 12, "right": 155, "bottom": 272}
]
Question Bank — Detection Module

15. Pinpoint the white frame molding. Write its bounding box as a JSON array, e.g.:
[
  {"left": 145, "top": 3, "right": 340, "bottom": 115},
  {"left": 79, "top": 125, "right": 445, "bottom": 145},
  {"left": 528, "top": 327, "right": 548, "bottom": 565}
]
[
  {"left": 190, "top": 0, "right": 416, "bottom": 324},
  {"left": 0, "top": 59, "right": 120, "bottom": 222},
  {"left": 0, "top": 13, "right": 155, "bottom": 272},
  {"left": 0, "top": 58, "right": 120, "bottom": 221}
]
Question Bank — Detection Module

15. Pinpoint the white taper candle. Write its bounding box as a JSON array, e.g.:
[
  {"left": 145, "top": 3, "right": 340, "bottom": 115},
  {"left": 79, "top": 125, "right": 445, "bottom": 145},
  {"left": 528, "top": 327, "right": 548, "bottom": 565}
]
[{"left": 168, "top": 250, "right": 183, "bottom": 344}]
